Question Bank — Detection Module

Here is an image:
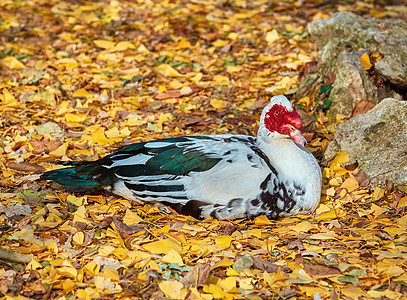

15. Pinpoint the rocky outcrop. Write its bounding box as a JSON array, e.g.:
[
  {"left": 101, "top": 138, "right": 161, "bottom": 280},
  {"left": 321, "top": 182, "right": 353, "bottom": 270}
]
[
  {"left": 299, "top": 12, "right": 407, "bottom": 118},
  {"left": 325, "top": 98, "right": 407, "bottom": 186}
]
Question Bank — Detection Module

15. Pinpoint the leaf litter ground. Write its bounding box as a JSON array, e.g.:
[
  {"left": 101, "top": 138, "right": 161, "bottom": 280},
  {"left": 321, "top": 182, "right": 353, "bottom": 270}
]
[{"left": 0, "top": 0, "right": 406, "bottom": 299}]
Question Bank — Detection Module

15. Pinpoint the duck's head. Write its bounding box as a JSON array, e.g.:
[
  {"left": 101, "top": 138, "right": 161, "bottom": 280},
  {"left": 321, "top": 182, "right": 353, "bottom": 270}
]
[{"left": 258, "top": 95, "right": 307, "bottom": 146}]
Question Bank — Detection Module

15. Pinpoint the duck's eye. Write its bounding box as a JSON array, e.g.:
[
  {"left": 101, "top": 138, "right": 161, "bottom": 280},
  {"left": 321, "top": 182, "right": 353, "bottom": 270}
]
[{"left": 275, "top": 111, "right": 280, "bottom": 116}]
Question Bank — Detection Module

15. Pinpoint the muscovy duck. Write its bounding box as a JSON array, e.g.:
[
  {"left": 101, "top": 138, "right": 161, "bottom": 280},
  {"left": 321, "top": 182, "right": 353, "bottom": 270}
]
[{"left": 41, "top": 95, "right": 322, "bottom": 220}]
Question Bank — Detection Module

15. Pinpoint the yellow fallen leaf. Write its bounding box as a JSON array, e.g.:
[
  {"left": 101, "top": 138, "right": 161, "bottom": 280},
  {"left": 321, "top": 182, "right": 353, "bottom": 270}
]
[
  {"left": 115, "top": 41, "right": 135, "bottom": 51},
  {"left": 84, "top": 260, "right": 101, "bottom": 275},
  {"left": 289, "top": 220, "right": 316, "bottom": 233},
  {"left": 287, "top": 268, "right": 313, "bottom": 284},
  {"left": 315, "top": 209, "right": 337, "bottom": 220},
  {"left": 26, "top": 258, "right": 43, "bottom": 270},
  {"left": 372, "top": 186, "right": 385, "bottom": 200},
  {"left": 397, "top": 196, "right": 407, "bottom": 208},
  {"left": 49, "top": 143, "right": 67, "bottom": 157},
  {"left": 360, "top": 53, "right": 372, "bottom": 70},
  {"left": 210, "top": 98, "right": 224, "bottom": 109},
  {"left": 67, "top": 195, "right": 87, "bottom": 206},
  {"left": 94, "top": 39, "right": 116, "bottom": 49},
  {"left": 57, "top": 58, "right": 78, "bottom": 69},
  {"left": 297, "top": 53, "right": 312, "bottom": 63},
  {"left": 329, "top": 178, "right": 341, "bottom": 187},
  {"left": 331, "top": 151, "right": 349, "bottom": 165},
  {"left": 226, "top": 65, "right": 242, "bottom": 73},
  {"left": 91, "top": 126, "right": 114, "bottom": 145},
  {"left": 326, "top": 187, "right": 336, "bottom": 196},
  {"left": 72, "top": 205, "right": 88, "bottom": 223},
  {"left": 1, "top": 56, "right": 25, "bottom": 69},
  {"left": 211, "top": 257, "right": 234, "bottom": 270},
  {"left": 72, "top": 232, "right": 85, "bottom": 245},
  {"left": 309, "top": 232, "right": 337, "bottom": 240},
  {"left": 385, "top": 265, "right": 404, "bottom": 277},
  {"left": 169, "top": 79, "right": 182, "bottom": 89},
  {"left": 226, "top": 267, "right": 240, "bottom": 276},
  {"left": 62, "top": 279, "right": 76, "bottom": 294},
  {"left": 66, "top": 113, "right": 87, "bottom": 123},
  {"left": 285, "top": 23, "right": 300, "bottom": 32},
  {"left": 191, "top": 72, "right": 203, "bottom": 83},
  {"left": 162, "top": 248, "right": 184, "bottom": 266},
  {"left": 104, "top": 127, "right": 124, "bottom": 140},
  {"left": 176, "top": 38, "right": 192, "bottom": 49},
  {"left": 396, "top": 215, "right": 407, "bottom": 229},
  {"left": 1, "top": 89, "right": 18, "bottom": 106},
  {"left": 254, "top": 215, "right": 271, "bottom": 225},
  {"left": 95, "top": 275, "right": 122, "bottom": 293},
  {"left": 243, "top": 229, "right": 262, "bottom": 238},
  {"left": 203, "top": 284, "right": 226, "bottom": 299},
  {"left": 155, "top": 64, "right": 184, "bottom": 77},
  {"left": 367, "top": 290, "right": 402, "bottom": 298},
  {"left": 341, "top": 176, "right": 359, "bottom": 192},
  {"left": 265, "top": 29, "right": 279, "bottom": 44},
  {"left": 263, "top": 271, "right": 274, "bottom": 286},
  {"left": 341, "top": 286, "right": 365, "bottom": 299},
  {"left": 102, "top": 269, "right": 120, "bottom": 281},
  {"left": 156, "top": 224, "right": 171, "bottom": 235},
  {"left": 123, "top": 209, "right": 143, "bottom": 225},
  {"left": 299, "top": 286, "right": 328, "bottom": 297},
  {"left": 213, "top": 75, "right": 230, "bottom": 85},
  {"left": 218, "top": 277, "right": 236, "bottom": 292},
  {"left": 215, "top": 236, "right": 233, "bottom": 249},
  {"left": 371, "top": 203, "right": 387, "bottom": 216},
  {"left": 58, "top": 266, "right": 78, "bottom": 278},
  {"left": 142, "top": 238, "right": 182, "bottom": 254},
  {"left": 73, "top": 89, "right": 93, "bottom": 99},
  {"left": 159, "top": 280, "right": 184, "bottom": 299},
  {"left": 138, "top": 43, "right": 149, "bottom": 53},
  {"left": 239, "top": 278, "right": 253, "bottom": 290},
  {"left": 212, "top": 39, "right": 229, "bottom": 47}
]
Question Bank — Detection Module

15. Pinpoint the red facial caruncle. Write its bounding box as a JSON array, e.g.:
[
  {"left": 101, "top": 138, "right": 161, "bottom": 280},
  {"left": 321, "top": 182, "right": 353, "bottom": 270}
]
[{"left": 264, "top": 104, "right": 307, "bottom": 146}]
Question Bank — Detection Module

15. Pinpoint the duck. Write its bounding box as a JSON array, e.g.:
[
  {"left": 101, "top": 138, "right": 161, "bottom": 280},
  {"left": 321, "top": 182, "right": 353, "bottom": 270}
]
[{"left": 41, "top": 95, "right": 322, "bottom": 220}]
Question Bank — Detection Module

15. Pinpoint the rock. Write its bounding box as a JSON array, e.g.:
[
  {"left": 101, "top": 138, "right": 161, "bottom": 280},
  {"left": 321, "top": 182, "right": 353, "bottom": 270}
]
[
  {"left": 325, "top": 98, "right": 407, "bottom": 186},
  {"left": 299, "top": 11, "right": 407, "bottom": 117},
  {"left": 328, "top": 51, "right": 379, "bottom": 117}
]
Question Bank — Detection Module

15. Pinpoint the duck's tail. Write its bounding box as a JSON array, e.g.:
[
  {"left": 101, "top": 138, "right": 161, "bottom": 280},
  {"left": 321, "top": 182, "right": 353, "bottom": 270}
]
[{"left": 40, "top": 161, "right": 113, "bottom": 192}]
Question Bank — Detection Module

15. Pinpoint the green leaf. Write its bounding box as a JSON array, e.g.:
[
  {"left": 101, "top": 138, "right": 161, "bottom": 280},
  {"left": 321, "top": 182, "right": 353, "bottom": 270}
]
[
  {"left": 348, "top": 269, "right": 367, "bottom": 277},
  {"left": 233, "top": 257, "right": 253, "bottom": 273},
  {"left": 338, "top": 275, "right": 359, "bottom": 286}
]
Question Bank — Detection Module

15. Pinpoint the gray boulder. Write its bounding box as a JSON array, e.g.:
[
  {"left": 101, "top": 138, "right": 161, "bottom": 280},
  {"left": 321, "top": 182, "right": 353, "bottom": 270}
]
[
  {"left": 300, "top": 11, "right": 407, "bottom": 117},
  {"left": 325, "top": 98, "right": 407, "bottom": 186}
]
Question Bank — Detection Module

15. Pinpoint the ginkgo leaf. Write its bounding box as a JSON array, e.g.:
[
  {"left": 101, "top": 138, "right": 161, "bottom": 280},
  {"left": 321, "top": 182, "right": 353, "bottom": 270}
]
[
  {"left": 66, "top": 113, "right": 87, "bottom": 123},
  {"left": 123, "top": 209, "right": 143, "bottom": 225},
  {"left": 154, "top": 64, "right": 184, "bottom": 77},
  {"left": 159, "top": 281, "right": 185, "bottom": 299},
  {"left": 265, "top": 29, "right": 279, "bottom": 43},
  {"left": 215, "top": 236, "right": 233, "bottom": 249},
  {"left": 162, "top": 248, "right": 184, "bottom": 266},
  {"left": 72, "top": 232, "right": 85, "bottom": 245},
  {"left": 360, "top": 53, "right": 373, "bottom": 70},
  {"left": 1, "top": 56, "right": 25, "bottom": 69},
  {"left": 142, "top": 238, "right": 182, "bottom": 254},
  {"left": 1, "top": 89, "right": 18, "bottom": 106},
  {"left": 210, "top": 98, "right": 224, "bottom": 109},
  {"left": 253, "top": 215, "right": 271, "bottom": 225},
  {"left": 341, "top": 176, "right": 359, "bottom": 192},
  {"left": 115, "top": 41, "right": 135, "bottom": 51},
  {"left": 94, "top": 40, "right": 116, "bottom": 49}
]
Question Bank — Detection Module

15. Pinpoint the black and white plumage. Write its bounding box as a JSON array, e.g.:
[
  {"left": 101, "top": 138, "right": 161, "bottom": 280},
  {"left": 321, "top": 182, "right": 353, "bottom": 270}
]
[{"left": 41, "top": 95, "right": 322, "bottom": 220}]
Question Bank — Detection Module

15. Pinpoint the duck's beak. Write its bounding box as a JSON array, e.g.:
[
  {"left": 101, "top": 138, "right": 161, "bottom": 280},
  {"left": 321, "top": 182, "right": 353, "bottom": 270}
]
[
  {"left": 282, "top": 111, "right": 306, "bottom": 146},
  {"left": 290, "top": 128, "right": 307, "bottom": 146}
]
